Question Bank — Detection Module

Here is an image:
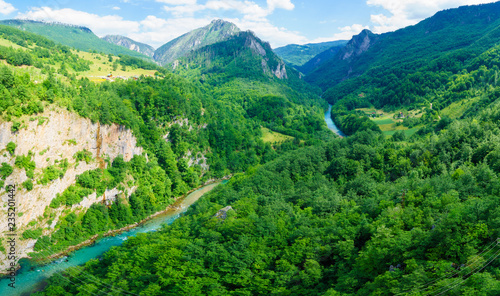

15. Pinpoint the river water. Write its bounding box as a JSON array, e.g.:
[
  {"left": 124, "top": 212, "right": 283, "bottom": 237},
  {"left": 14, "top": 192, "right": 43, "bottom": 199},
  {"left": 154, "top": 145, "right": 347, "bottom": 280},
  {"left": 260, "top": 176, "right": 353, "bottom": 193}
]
[
  {"left": 325, "top": 104, "right": 346, "bottom": 137},
  {"left": 0, "top": 105, "right": 340, "bottom": 295},
  {"left": 0, "top": 181, "right": 225, "bottom": 296}
]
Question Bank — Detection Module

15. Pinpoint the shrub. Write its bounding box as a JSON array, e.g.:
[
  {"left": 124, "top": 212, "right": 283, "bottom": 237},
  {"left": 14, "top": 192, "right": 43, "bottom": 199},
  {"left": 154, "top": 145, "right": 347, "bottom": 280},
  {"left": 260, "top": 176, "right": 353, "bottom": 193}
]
[
  {"left": 6, "top": 141, "right": 15, "bottom": 155},
  {"left": 0, "top": 162, "right": 13, "bottom": 179}
]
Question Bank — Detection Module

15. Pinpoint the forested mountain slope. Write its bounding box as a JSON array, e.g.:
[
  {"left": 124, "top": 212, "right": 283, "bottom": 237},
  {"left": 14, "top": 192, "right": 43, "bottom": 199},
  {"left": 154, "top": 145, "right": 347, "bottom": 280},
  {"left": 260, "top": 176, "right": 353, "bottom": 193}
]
[
  {"left": 297, "top": 41, "right": 349, "bottom": 75},
  {"left": 10, "top": 3, "right": 500, "bottom": 295},
  {"left": 171, "top": 30, "right": 332, "bottom": 141},
  {"left": 306, "top": 2, "right": 500, "bottom": 106},
  {"left": 273, "top": 40, "right": 347, "bottom": 68},
  {"left": 310, "top": 2, "right": 500, "bottom": 138},
  {"left": 0, "top": 19, "right": 151, "bottom": 60},
  {"left": 35, "top": 98, "right": 500, "bottom": 294}
]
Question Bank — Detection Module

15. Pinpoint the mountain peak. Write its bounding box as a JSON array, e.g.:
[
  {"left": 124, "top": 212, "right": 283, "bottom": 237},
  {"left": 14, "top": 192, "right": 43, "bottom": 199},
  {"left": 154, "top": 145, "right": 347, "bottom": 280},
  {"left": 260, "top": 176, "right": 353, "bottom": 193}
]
[
  {"left": 210, "top": 19, "right": 232, "bottom": 26},
  {"left": 154, "top": 19, "right": 241, "bottom": 66},
  {"left": 340, "top": 29, "right": 380, "bottom": 61}
]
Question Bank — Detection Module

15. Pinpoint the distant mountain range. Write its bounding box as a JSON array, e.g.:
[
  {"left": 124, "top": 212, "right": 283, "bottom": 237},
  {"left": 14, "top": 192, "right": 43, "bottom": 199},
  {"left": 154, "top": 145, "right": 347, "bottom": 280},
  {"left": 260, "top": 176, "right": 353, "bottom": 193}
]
[
  {"left": 1, "top": 19, "right": 245, "bottom": 67},
  {"left": 101, "top": 35, "right": 155, "bottom": 58},
  {"left": 0, "top": 19, "right": 151, "bottom": 60},
  {"left": 273, "top": 40, "right": 347, "bottom": 67},
  {"left": 305, "top": 2, "right": 500, "bottom": 94}
]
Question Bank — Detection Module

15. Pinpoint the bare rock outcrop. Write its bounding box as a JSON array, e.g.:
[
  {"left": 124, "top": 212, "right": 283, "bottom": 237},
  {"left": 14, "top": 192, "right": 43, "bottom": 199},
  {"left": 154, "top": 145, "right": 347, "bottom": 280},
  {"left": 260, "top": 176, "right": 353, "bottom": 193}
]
[{"left": 0, "top": 108, "right": 143, "bottom": 271}]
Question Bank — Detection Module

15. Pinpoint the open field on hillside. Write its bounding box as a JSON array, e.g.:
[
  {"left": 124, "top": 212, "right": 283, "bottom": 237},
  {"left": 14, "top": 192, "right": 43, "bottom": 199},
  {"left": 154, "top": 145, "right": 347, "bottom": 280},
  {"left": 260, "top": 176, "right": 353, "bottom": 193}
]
[
  {"left": 356, "top": 107, "right": 426, "bottom": 137},
  {"left": 0, "top": 38, "right": 24, "bottom": 49},
  {"left": 261, "top": 127, "right": 294, "bottom": 143},
  {"left": 441, "top": 96, "right": 481, "bottom": 118},
  {"left": 73, "top": 51, "right": 157, "bottom": 81},
  {"left": 0, "top": 36, "right": 158, "bottom": 83}
]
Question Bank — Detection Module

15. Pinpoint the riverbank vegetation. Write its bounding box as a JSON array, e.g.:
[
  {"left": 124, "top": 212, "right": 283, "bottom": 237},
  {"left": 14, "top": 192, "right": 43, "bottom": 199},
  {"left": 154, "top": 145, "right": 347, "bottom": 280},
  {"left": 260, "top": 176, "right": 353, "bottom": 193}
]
[{"left": 35, "top": 104, "right": 500, "bottom": 293}]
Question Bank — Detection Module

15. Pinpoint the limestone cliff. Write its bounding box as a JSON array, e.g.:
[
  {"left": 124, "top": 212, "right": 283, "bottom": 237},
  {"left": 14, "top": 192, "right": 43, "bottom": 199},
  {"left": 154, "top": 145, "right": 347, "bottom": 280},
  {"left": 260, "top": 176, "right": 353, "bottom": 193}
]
[{"left": 0, "top": 108, "right": 143, "bottom": 271}]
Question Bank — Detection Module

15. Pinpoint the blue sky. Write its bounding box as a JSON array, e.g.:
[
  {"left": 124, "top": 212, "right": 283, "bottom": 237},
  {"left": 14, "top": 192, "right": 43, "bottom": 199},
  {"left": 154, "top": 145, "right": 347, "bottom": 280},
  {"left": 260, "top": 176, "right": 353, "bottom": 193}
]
[{"left": 0, "top": 0, "right": 498, "bottom": 48}]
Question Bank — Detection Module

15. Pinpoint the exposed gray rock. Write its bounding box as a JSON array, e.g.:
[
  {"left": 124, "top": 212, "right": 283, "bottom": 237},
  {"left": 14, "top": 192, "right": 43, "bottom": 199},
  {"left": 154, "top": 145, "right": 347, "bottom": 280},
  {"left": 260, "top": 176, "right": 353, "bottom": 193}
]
[{"left": 214, "top": 206, "right": 233, "bottom": 220}]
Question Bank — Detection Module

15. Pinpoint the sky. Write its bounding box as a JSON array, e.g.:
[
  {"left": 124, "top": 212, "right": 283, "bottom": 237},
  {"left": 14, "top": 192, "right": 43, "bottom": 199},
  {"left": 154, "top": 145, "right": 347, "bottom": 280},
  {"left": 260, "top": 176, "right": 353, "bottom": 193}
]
[{"left": 0, "top": 0, "right": 498, "bottom": 49}]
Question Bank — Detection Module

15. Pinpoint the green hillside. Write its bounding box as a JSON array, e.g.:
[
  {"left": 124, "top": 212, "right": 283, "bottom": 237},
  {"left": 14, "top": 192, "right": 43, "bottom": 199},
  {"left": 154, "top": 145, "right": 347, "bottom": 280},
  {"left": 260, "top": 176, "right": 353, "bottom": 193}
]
[
  {"left": 306, "top": 2, "right": 500, "bottom": 97},
  {"left": 274, "top": 40, "right": 347, "bottom": 67},
  {"left": 171, "top": 30, "right": 330, "bottom": 141},
  {"left": 302, "top": 2, "right": 500, "bottom": 137},
  {"left": 0, "top": 19, "right": 151, "bottom": 60},
  {"left": 298, "top": 42, "right": 348, "bottom": 74}
]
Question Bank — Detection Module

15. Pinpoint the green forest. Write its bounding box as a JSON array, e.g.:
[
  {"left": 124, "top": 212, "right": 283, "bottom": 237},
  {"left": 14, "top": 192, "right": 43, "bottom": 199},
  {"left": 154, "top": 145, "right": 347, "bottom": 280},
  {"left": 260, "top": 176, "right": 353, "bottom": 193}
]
[
  {"left": 4, "top": 2, "right": 500, "bottom": 295},
  {"left": 0, "top": 24, "right": 325, "bottom": 263}
]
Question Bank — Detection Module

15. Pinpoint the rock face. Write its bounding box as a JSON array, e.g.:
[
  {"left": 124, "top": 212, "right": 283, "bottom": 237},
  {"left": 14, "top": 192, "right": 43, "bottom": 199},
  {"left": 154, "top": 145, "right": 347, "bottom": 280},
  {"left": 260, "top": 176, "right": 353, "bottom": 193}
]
[
  {"left": 102, "top": 35, "right": 155, "bottom": 58},
  {"left": 242, "top": 33, "right": 288, "bottom": 80},
  {"left": 304, "top": 29, "right": 382, "bottom": 88},
  {"left": 247, "top": 36, "right": 267, "bottom": 57},
  {"left": 0, "top": 108, "right": 143, "bottom": 271},
  {"left": 273, "top": 61, "right": 288, "bottom": 79},
  {"left": 340, "top": 29, "right": 377, "bottom": 61},
  {"left": 154, "top": 19, "right": 240, "bottom": 66},
  {"left": 214, "top": 206, "right": 233, "bottom": 220}
]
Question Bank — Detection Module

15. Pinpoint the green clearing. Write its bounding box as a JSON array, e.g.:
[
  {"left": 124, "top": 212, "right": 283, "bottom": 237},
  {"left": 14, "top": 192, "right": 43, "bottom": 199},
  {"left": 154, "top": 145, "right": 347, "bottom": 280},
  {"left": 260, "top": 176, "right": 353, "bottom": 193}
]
[
  {"left": 441, "top": 96, "right": 480, "bottom": 119},
  {"left": 382, "top": 127, "right": 419, "bottom": 137},
  {"left": 0, "top": 34, "right": 157, "bottom": 83},
  {"left": 0, "top": 38, "right": 23, "bottom": 49},
  {"left": 356, "top": 107, "right": 423, "bottom": 137},
  {"left": 261, "top": 127, "right": 294, "bottom": 143},
  {"left": 72, "top": 50, "right": 157, "bottom": 80},
  {"left": 372, "top": 118, "right": 395, "bottom": 125}
]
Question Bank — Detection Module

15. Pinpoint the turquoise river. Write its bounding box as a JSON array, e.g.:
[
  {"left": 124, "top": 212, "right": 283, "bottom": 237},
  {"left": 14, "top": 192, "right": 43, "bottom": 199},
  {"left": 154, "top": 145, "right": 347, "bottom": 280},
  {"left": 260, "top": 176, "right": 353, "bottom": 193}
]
[{"left": 0, "top": 181, "right": 225, "bottom": 296}]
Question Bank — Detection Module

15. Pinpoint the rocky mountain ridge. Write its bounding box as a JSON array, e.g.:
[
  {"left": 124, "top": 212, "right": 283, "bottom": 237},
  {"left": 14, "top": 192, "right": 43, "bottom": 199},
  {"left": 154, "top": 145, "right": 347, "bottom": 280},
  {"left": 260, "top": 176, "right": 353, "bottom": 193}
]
[
  {"left": 154, "top": 19, "right": 240, "bottom": 66},
  {"left": 102, "top": 35, "right": 155, "bottom": 58}
]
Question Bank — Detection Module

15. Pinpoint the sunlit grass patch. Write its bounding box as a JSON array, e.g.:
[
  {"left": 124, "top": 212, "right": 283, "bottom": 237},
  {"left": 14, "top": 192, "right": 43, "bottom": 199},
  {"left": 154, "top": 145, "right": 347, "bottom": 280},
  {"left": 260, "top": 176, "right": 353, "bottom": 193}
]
[{"left": 261, "top": 127, "right": 294, "bottom": 143}]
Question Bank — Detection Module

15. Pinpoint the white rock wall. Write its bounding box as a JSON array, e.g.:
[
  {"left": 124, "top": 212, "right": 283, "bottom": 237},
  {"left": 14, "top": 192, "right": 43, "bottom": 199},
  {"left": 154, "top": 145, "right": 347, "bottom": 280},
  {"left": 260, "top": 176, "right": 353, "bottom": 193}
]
[{"left": 0, "top": 108, "right": 143, "bottom": 271}]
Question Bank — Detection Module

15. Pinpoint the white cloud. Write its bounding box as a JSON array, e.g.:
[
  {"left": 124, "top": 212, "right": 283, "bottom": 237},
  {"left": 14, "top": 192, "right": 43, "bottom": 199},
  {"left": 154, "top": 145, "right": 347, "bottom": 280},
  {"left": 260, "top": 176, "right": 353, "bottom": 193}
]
[
  {"left": 367, "top": 0, "right": 499, "bottom": 33},
  {"left": 0, "top": 0, "right": 15, "bottom": 15},
  {"left": 157, "top": 0, "right": 197, "bottom": 4},
  {"left": 267, "top": 0, "right": 294, "bottom": 11},
  {"left": 159, "top": 0, "right": 292, "bottom": 20},
  {"left": 112, "top": 6, "right": 121, "bottom": 10},
  {"left": 131, "top": 16, "right": 213, "bottom": 47},
  {"left": 231, "top": 17, "right": 307, "bottom": 47},
  {"left": 151, "top": 0, "right": 304, "bottom": 47},
  {"left": 16, "top": 7, "right": 140, "bottom": 37},
  {"left": 163, "top": 4, "right": 205, "bottom": 16}
]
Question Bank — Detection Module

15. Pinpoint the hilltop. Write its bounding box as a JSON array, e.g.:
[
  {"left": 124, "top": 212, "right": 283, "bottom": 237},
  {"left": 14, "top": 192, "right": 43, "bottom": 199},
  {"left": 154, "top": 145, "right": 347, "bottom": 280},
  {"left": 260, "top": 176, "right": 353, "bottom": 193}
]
[{"left": 154, "top": 19, "right": 240, "bottom": 66}]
